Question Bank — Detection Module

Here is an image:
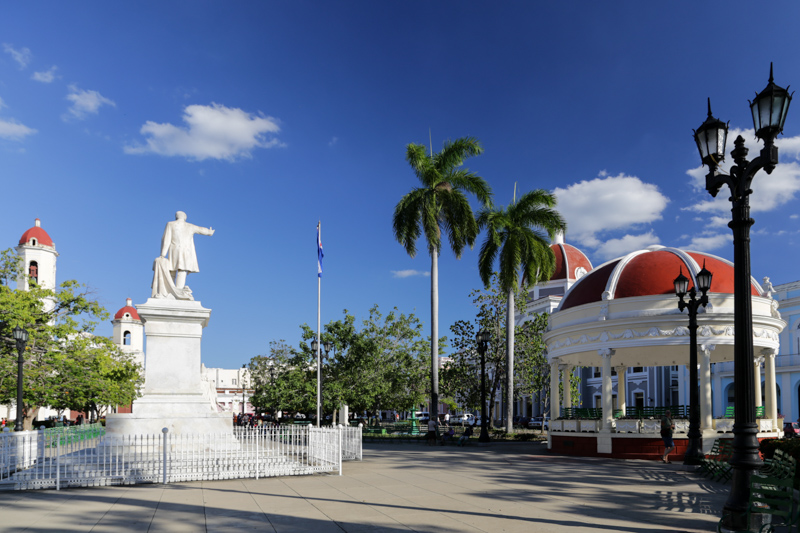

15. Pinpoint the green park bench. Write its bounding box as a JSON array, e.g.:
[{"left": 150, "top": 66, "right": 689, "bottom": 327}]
[{"left": 720, "top": 469, "right": 798, "bottom": 532}]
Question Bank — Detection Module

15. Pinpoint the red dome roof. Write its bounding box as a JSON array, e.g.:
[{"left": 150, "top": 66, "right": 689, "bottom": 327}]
[
  {"left": 560, "top": 247, "right": 761, "bottom": 310},
  {"left": 18, "top": 218, "right": 54, "bottom": 247},
  {"left": 550, "top": 242, "right": 593, "bottom": 281},
  {"left": 114, "top": 298, "right": 141, "bottom": 321}
]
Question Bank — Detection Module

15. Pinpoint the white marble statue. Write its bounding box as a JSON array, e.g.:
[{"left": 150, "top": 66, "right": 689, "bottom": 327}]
[{"left": 151, "top": 211, "right": 214, "bottom": 300}]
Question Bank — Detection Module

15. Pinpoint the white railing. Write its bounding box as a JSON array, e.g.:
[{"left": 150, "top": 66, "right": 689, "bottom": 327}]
[
  {"left": 340, "top": 424, "right": 362, "bottom": 461},
  {"left": 1, "top": 423, "right": 360, "bottom": 491}
]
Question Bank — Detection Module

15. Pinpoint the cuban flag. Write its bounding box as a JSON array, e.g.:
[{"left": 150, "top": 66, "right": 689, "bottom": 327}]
[{"left": 317, "top": 223, "right": 324, "bottom": 277}]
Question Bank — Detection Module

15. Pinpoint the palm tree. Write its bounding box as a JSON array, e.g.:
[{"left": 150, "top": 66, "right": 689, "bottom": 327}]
[
  {"left": 477, "top": 188, "right": 566, "bottom": 433},
  {"left": 393, "top": 136, "right": 492, "bottom": 426}
]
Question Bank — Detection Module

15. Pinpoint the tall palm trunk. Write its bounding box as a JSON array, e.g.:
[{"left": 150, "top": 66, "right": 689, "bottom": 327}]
[
  {"left": 430, "top": 250, "right": 439, "bottom": 425},
  {"left": 506, "top": 287, "right": 514, "bottom": 433}
]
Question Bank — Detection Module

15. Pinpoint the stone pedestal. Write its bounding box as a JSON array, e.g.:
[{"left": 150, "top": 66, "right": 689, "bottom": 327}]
[{"left": 106, "top": 298, "right": 232, "bottom": 437}]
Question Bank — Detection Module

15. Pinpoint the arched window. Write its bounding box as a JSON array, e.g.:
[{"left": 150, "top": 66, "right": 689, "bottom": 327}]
[
  {"left": 28, "top": 261, "right": 38, "bottom": 285},
  {"left": 726, "top": 384, "right": 735, "bottom": 410},
  {"left": 123, "top": 331, "right": 131, "bottom": 346}
]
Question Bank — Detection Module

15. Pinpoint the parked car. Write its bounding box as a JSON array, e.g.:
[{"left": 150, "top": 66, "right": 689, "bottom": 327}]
[
  {"left": 450, "top": 414, "right": 476, "bottom": 426},
  {"left": 528, "top": 417, "right": 550, "bottom": 430},
  {"left": 513, "top": 416, "right": 531, "bottom": 428},
  {"left": 784, "top": 422, "right": 800, "bottom": 438}
]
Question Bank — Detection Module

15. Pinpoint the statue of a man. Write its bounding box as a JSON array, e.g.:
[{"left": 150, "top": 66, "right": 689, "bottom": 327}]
[{"left": 160, "top": 211, "right": 215, "bottom": 289}]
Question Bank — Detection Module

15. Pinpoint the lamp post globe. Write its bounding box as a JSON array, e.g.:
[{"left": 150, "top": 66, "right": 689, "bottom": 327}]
[
  {"left": 694, "top": 63, "right": 792, "bottom": 530},
  {"left": 12, "top": 326, "right": 28, "bottom": 432}
]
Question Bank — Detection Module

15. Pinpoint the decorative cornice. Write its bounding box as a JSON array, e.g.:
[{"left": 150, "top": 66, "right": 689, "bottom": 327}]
[{"left": 548, "top": 325, "right": 780, "bottom": 351}]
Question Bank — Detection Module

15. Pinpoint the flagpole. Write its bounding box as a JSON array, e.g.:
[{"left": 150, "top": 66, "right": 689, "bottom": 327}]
[{"left": 316, "top": 221, "right": 322, "bottom": 428}]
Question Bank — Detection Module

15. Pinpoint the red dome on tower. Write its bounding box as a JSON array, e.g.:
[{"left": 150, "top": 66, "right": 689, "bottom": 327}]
[
  {"left": 114, "top": 298, "right": 141, "bottom": 321},
  {"left": 19, "top": 218, "right": 54, "bottom": 247},
  {"left": 560, "top": 246, "right": 761, "bottom": 311},
  {"left": 550, "top": 240, "right": 593, "bottom": 282}
]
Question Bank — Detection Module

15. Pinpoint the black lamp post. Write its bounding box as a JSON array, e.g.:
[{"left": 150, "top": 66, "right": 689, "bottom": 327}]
[
  {"left": 476, "top": 329, "right": 491, "bottom": 443},
  {"left": 674, "top": 264, "right": 713, "bottom": 465},
  {"left": 268, "top": 365, "right": 276, "bottom": 421},
  {"left": 241, "top": 364, "right": 247, "bottom": 416},
  {"left": 13, "top": 326, "right": 28, "bottom": 432},
  {"left": 693, "top": 63, "right": 792, "bottom": 529},
  {"left": 323, "top": 341, "right": 332, "bottom": 423}
]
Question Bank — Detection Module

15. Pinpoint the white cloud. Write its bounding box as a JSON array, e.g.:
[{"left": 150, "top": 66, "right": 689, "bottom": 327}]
[
  {"left": 685, "top": 128, "right": 800, "bottom": 214},
  {"left": 3, "top": 44, "right": 31, "bottom": 69},
  {"left": 329, "top": 136, "right": 338, "bottom": 147},
  {"left": 791, "top": 214, "right": 799, "bottom": 220},
  {"left": 64, "top": 85, "right": 115, "bottom": 120},
  {"left": 392, "top": 269, "right": 430, "bottom": 278},
  {"left": 0, "top": 118, "right": 37, "bottom": 140},
  {"left": 687, "top": 233, "right": 732, "bottom": 252},
  {"left": 32, "top": 66, "right": 58, "bottom": 83},
  {"left": 124, "top": 103, "right": 282, "bottom": 161},
  {"left": 553, "top": 173, "right": 669, "bottom": 249},
  {"left": 594, "top": 232, "right": 660, "bottom": 260}
]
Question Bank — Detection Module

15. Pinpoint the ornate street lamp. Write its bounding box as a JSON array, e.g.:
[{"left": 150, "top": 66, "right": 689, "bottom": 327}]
[
  {"left": 693, "top": 63, "right": 792, "bottom": 529},
  {"left": 674, "top": 264, "right": 712, "bottom": 465},
  {"left": 476, "top": 329, "right": 491, "bottom": 443},
  {"left": 13, "top": 326, "right": 28, "bottom": 432}
]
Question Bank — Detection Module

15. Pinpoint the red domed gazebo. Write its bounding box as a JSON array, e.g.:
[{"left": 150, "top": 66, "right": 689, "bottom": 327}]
[{"left": 543, "top": 246, "right": 784, "bottom": 459}]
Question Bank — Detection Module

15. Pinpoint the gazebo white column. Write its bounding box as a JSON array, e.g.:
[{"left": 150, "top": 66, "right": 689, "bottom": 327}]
[
  {"left": 599, "top": 349, "right": 615, "bottom": 431},
  {"left": 754, "top": 356, "right": 764, "bottom": 408},
  {"left": 700, "top": 345, "right": 714, "bottom": 431},
  {"left": 550, "top": 361, "right": 560, "bottom": 420},
  {"left": 763, "top": 348, "right": 778, "bottom": 430},
  {"left": 561, "top": 364, "right": 573, "bottom": 409},
  {"left": 615, "top": 365, "right": 627, "bottom": 416}
]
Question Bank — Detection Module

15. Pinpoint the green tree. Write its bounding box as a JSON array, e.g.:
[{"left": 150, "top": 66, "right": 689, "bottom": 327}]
[
  {"left": 515, "top": 311, "right": 551, "bottom": 422},
  {"left": 248, "top": 340, "right": 316, "bottom": 417},
  {"left": 441, "top": 275, "right": 522, "bottom": 428},
  {"left": 477, "top": 188, "right": 565, "bottom": 432},
  {"left": 0, "top": 249, "right": 142, "bottom": 429},
  {"left": 393, "top": 136, "right": 491, "bottom": 424},
  {"left": 299, "top": 305, "right": 431, "bottom": 422}
]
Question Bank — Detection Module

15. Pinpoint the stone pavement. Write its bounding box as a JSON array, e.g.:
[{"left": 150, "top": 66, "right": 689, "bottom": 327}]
[{"left": 0, "top": 442, "right": 728, "bottom": 532}]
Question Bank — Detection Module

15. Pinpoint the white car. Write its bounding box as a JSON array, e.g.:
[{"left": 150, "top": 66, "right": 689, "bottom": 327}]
[
  {"left": 527, "top": 417, "right": 549, "bottom": 430},
  {"left": 449, "top": 414, "right": 476, "bottom": 426}
]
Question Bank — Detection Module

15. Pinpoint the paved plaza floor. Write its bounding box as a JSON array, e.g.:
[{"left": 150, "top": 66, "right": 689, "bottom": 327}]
[{"left": 0, "top": 442, "right": 728, "bottom": 532}]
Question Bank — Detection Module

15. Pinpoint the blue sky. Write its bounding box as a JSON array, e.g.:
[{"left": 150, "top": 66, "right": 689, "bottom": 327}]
[{"left": 2, "top": 2, "right": 800, "bottom": 368}]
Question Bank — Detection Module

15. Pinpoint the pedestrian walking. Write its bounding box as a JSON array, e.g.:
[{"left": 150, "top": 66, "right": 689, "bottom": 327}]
[{"left": 661, "top": 410, "right": 676, "bottom": 463}]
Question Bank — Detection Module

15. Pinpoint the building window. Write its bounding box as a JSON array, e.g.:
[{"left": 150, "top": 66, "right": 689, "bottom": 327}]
[
  {"left": 631, "top": 367, "right": 644, "bottom": 373},
  {"left": 29, "top": 261, "right": 38, "bottom": 285},
  {"left": 634, "top": 392, "right": 644, "bottom": 408},
  {"left": 232, "top": 379, "right": 237, "bottom": 386},
  {"left": 593, "top": 367, "right": 600, "bottom": 378},
  {"left": 123, "top": 331, "right": 131, "bottom": 346}
]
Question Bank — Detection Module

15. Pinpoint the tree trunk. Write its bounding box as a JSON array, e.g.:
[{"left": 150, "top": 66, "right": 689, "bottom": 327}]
[
  {"left": 506, "top": 288, "right": 514, "bottom": 433},
  {"left": 23, "top": 406, "right": 40, "bottom": 431},
  {"left": 430, "top": 250, "right": 439, "bottom": 426}
]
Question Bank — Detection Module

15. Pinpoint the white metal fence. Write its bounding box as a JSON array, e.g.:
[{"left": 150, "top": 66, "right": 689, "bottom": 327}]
[{"left": 0, "top": 423, "right": 361, "bottom": 491}]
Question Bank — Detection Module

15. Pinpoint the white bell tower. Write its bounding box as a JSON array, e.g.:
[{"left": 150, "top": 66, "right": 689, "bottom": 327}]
[
  {"left": 16, "top": 219, "right": 59, "bottom": 312},
  {"left": 112, "top": 298, "right": 145, "bottom": 369}
]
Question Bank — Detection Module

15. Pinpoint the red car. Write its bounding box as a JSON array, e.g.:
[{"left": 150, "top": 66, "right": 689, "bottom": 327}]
[{"left": 784, "top": 422, "right": 800, "bottom": 438}]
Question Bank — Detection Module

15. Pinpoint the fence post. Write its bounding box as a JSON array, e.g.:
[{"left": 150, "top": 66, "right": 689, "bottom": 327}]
[
  {"left": 162, "top": 427, "right": 168, "bottom": 485},
  {"left": 338, "top": 426, "right": 342, "bottom": 476},
  {"left": 255, "top": 428, "right": 259, "bottom": 480},
  {"left": 56, "top": 439, "right": 60, "bottom": 491}
]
